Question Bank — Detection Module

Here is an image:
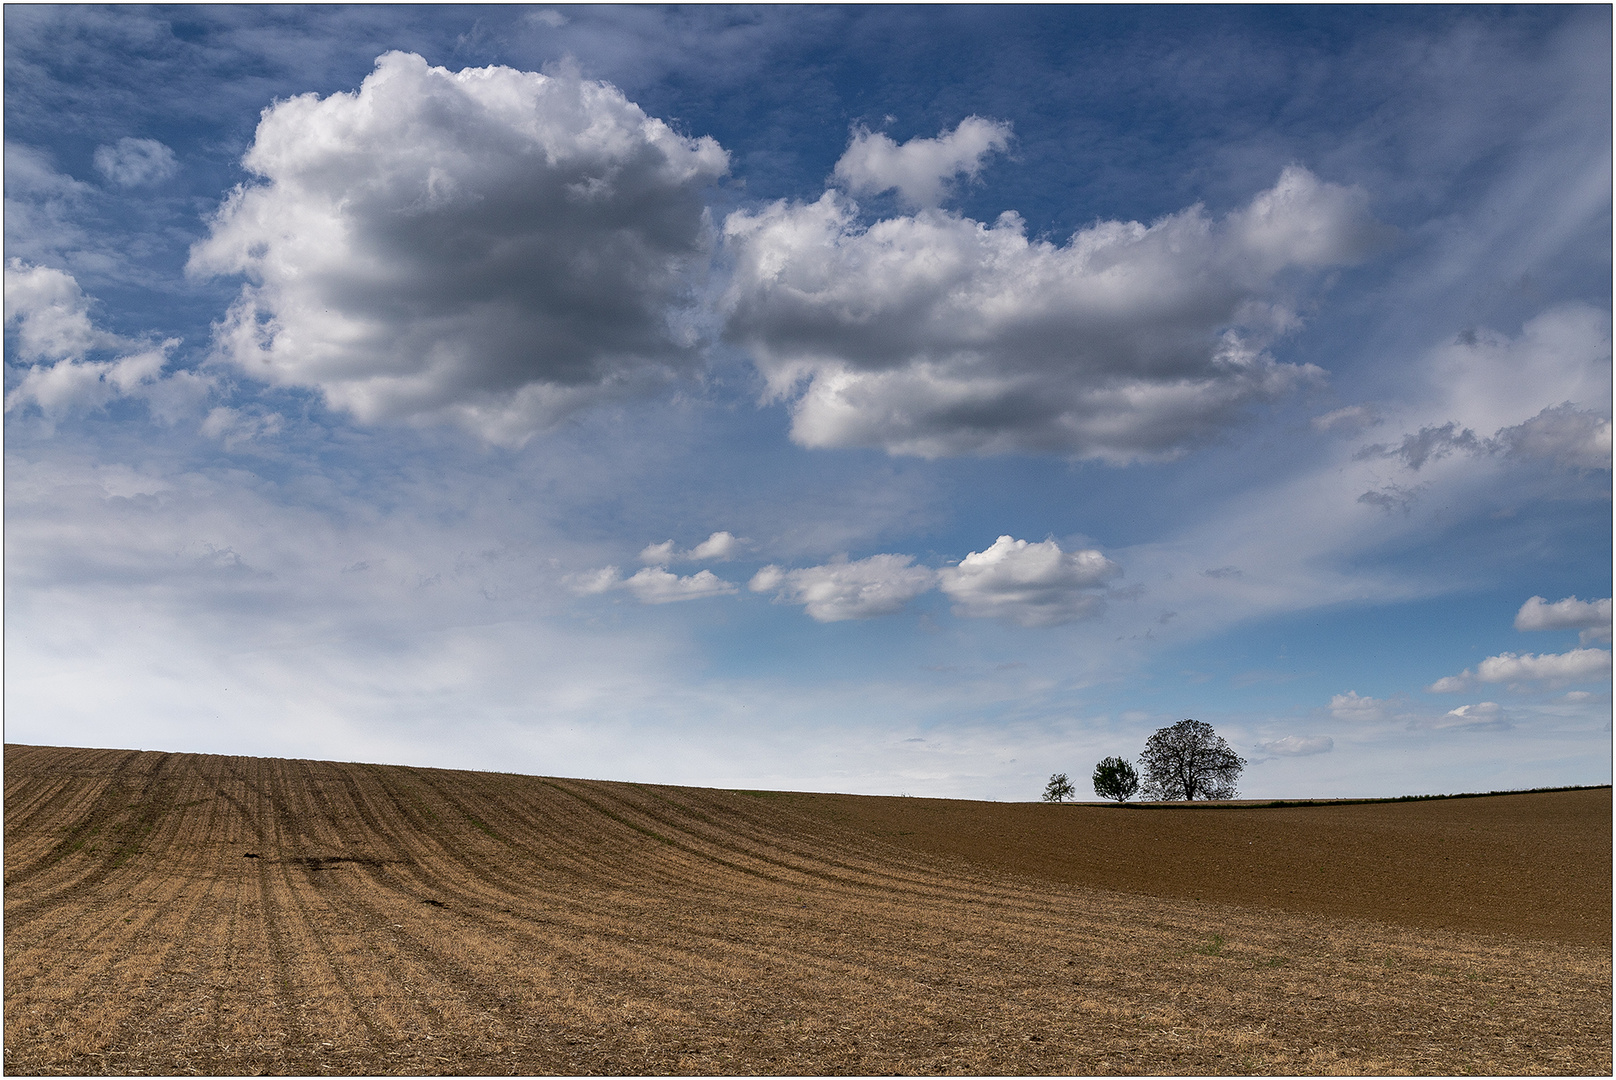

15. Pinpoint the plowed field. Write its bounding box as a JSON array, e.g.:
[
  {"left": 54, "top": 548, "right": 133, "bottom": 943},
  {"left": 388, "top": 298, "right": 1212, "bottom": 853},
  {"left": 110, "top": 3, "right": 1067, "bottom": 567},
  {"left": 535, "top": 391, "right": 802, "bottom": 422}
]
[{"left": 4, "top": 745, "right": 1610, "bottom": 1075}]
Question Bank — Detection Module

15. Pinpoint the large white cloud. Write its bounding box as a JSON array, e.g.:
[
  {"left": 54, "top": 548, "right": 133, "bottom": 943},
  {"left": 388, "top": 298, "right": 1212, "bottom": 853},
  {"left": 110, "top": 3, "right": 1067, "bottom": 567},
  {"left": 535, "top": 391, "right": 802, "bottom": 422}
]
[
  {"left": 189, "top": 51, "right": 729, "bottom": 446},
  {"left": 832, "top": 117, "right": 1012, "bottom": 209},
  {"left": 1428, "top": 647, "right": 1612, "bottom": 691},
  {"left": 936, "top": 535, "right": 1119, "bottom": 626},
  {"left": 749, "top": 554, "right": 936, "bottom": 622},
  {"left": 721, "top": 165, "right": 1384, "bottom": 461},
  {"left": 1515, "top": 595, "right": 1613, "bottom": 644}
]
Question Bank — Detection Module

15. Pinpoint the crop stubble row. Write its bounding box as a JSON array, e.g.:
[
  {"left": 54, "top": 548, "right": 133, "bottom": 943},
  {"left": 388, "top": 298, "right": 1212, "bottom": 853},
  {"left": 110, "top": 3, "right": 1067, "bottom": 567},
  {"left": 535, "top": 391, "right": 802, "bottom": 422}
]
[{"left": 4, "top": 744, "right": 1610, "bottom": 1075}]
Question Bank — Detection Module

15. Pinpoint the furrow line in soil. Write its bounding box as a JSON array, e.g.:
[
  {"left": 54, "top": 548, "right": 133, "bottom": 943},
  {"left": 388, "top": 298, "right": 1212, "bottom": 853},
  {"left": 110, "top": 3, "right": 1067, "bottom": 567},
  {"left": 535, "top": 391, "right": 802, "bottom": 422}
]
[
  {"left": 66, "top": 794, "right": 243, "bottom": 1076},
  {"left": 2, "top": 748, "right": 151, "bottom": 893},
  {"left": 4, "top": 832, "right": 226, "bottom": 1075}
]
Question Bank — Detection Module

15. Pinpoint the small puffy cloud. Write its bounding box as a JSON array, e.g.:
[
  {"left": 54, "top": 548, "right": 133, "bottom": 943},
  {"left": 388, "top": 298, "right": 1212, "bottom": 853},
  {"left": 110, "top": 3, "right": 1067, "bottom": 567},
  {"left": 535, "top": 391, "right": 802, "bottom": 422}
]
[
  {"left": 189, "top": 51, "right": 729, "bottom": 446},
  {"left": 4, "top": 259, "right": 125, "bottom": 360},
  {"left": 722, "top": 165, "right": 1380, "bottom": 461},
  {"left": 5, "top": 261, "right": 207, "bottom": 423},
  {"left": 748, "top": 565, "right": 785, "bottom": 593},
  {"left": 621, "top": 567, "right": 737, "bottom": 604},
  {"left": 1438, "top": 702, "right": 1511, "bottom": 731},
  {"left": 568, "top": 565, "right": 737, "bottom": 604},
  {"left": 1428, "top": 647, "right": 1613, "bottom": 691},
  {"left": 753, "top": 553, "right": 936, "bottom": 622},
  {"left": 639, "top": 531, "right": 744, "bottom": 565},
  {"left": 93, "top": 137, "right": 179, "bottom": 187},
  {"left": 833, "top": 116, "right": 1012, "bottom": 208},
  {"left": 690, "top": 531, "right": 742, "bottom": 561},
  {"left": 1254, "top": 734, "right": 1333, "bottom": 756},
  {"left": 937, "top": 535, "right": 1119, "bottom": 627},
  {"left": 1490, "top": 403, "right": 1612, "bottom": 471},
  {"left": 568, "top": 567, "right": 622, "bottom": 596},
  {"left": 638, "top": 541, "right": 678, "bottom": 565},
  {"left": 1514, "top": 594, "right": 1613, "bottom": 644},
  {"left": 1329, "top": 691, "right": 1387, "bottom": 722}
]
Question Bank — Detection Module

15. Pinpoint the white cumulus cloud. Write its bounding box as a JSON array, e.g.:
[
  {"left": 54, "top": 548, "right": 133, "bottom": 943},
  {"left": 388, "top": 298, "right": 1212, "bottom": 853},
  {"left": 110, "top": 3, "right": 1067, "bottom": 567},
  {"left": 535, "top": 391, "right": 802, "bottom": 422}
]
[
  {"left": 93, "top": 137, "right": 179, "bottom": 187},
  {"left": 833, "top": 116, "right": 1012, "bottom": 208},
  {"left": 639, "top": 531, "right": 744, "bottom": 564},
  {"left": 4, "top": 261, "right": 209, "bottom": 423},
  {"left": 568, "top": 565, "right": 737, "bottom": 604},
  {"left": 4, "top": 259, "right": 126, "bottom": 360},
  {"left": 750, "top": 553, "right": 936, "bottom": 622},
  {"left": 1428, "top": 647, "right": 1612, "bottom": 691},
  {"left": 937, "top": 535, "right": 1120, "bottom": 626},
  {"left": 1515, "top": 594, "right": 1613, "bottom": 644},
  {"left": 621, "top": 567, "right": 737, "bottom": 604},
  {"left": 722, "top": 165, "right": 1383, "bottom": 461},
  {"left": 189, "top": 51, "right": 729, "bottom": 446}
]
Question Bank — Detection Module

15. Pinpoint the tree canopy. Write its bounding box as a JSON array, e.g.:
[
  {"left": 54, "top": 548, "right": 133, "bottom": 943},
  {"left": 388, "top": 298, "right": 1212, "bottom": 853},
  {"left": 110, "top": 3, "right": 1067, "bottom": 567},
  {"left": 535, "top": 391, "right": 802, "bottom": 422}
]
[
  {"left": 1092, "top": 756, "right": 1139, "bottom": 802},
  {"left": 1042, "top": 772, "right": 1075, "bottom": 802},
  {"left": 1138, "top": 719, "right": 1246, "bottom": 801}
]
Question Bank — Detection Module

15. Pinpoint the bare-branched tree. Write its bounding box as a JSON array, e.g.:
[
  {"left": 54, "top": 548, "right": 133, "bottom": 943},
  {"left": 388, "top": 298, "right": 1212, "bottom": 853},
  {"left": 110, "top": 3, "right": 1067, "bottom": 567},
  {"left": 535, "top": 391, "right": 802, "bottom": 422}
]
[{"left": 1137, "top": 719, "right": 1246, "bottom": 801}]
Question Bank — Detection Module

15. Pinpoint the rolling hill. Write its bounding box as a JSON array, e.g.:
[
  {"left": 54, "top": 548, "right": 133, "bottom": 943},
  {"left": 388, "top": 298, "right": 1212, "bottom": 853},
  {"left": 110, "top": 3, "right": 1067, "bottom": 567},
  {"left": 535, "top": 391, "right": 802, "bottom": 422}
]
[{"left": 4, "top": 744, "right": 1610, "bottom": 1075}]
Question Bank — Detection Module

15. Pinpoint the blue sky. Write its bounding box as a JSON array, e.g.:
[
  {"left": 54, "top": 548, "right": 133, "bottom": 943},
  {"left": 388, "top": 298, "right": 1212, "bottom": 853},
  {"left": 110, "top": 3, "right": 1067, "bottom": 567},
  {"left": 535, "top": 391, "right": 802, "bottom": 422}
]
[{"left": 5, "top": 5, "right": 1610, "bottom": 799}]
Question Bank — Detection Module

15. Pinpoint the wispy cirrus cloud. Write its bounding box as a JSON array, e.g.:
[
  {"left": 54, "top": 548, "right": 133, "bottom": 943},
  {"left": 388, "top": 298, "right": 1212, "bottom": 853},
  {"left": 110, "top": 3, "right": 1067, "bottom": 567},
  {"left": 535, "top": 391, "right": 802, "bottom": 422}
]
[{"left": 1253, "top": 734, "right": 1333, "bottom": 756}]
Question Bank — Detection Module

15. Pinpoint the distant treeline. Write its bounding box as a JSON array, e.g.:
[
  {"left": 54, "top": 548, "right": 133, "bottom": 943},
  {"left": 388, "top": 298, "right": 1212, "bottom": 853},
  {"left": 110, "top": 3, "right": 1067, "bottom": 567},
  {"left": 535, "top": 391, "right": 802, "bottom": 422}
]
[{"left": 1120, "top": 783, "right": 1611, "bottom": 810}]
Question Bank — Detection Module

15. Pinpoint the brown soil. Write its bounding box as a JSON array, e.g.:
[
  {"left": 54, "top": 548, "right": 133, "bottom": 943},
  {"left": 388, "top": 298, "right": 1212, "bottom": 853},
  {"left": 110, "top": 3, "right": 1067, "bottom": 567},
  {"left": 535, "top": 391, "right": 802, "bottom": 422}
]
[{"left": 4, "top": 744, "right": 1610, "bottom": 1076}]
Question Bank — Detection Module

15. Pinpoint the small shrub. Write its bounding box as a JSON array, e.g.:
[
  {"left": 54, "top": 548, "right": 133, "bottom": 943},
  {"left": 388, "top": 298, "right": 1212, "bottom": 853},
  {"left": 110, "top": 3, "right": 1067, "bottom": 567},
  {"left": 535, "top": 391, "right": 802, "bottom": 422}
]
[
  {"left": 1042, "top": 773, "right": 1076, "bottom": 802},
  {"left": 1091, "top": 756, "right": 1139, "bottom": 802}
]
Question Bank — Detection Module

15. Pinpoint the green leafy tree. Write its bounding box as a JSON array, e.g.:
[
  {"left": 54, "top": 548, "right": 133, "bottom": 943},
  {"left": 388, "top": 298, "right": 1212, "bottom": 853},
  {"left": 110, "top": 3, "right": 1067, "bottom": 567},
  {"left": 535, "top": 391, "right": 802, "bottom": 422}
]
[
  {"left": 1091, "top": 756, "right": 1139, "bottom": 802},
  {"left": 1138, "top": 719, "right": 1246, "bottom": 801},
  {"left": 1042, "top": 772, "right": 1075, "bottom": 802}
]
